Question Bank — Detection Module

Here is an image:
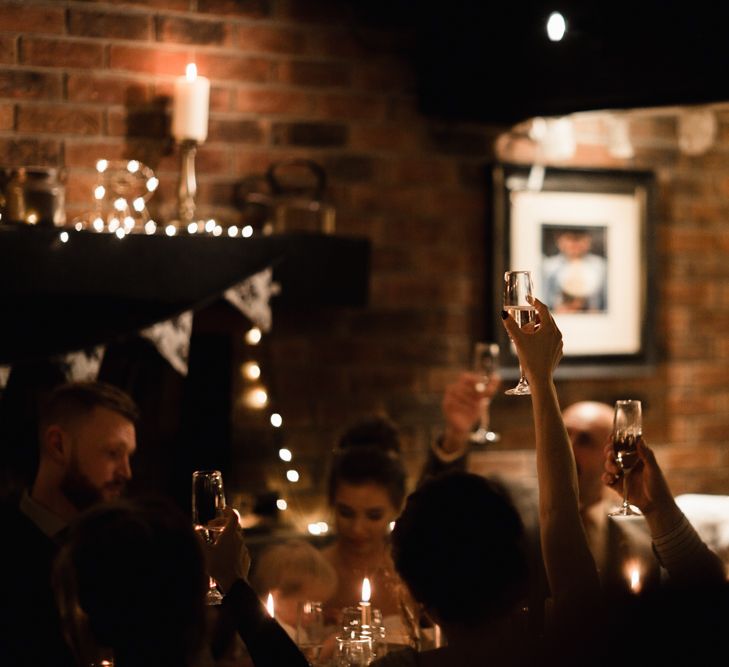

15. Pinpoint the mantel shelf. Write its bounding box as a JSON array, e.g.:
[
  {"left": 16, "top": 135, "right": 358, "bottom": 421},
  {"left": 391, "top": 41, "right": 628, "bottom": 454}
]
[{"left": 0, "top": 227, "right": 370, "bottom": 364}]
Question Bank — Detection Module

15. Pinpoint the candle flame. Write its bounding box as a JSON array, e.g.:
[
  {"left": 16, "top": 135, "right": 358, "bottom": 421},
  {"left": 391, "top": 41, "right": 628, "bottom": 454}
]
[
  {"left": 185, "top": 63, "right": 198, "bottom": 81},
  {"left": 266, "top": 592, "right": 275, "bottom": 617},
  {"left": 361, "top": 577, "right": 371, "bottom": 603},
  {"left": 625, "top": 559, "right": 642, "bottom": 593}
]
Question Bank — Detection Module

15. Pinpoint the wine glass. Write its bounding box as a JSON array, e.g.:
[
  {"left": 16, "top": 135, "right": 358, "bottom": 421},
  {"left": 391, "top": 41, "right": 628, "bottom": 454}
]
[
  {"left": 503, "top": 270, "right": 535, "bottom": 396},
  {"left": 335, "top": 636, "right": 374, "bottom": 666},
  {"left": 192, "top": 469, "right": 226, "bottom": 604},
  {"left": 469, "top": 342, "right": 501, "bottom": 444},
  {"left": 608, "top": 400, "right": 642, "bottom": 517},
  {"left": 296, "top": 600, "right": 326, "bottom": 666}
]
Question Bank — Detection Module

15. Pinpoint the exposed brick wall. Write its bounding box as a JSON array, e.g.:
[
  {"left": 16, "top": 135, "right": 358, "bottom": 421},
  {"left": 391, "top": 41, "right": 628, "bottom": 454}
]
[{"left": 1, "top": 1, "right": 727, "bottom": 526}]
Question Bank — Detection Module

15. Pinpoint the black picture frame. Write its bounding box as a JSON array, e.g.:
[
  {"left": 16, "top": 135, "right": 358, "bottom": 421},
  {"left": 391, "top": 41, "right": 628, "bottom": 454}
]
[{"left": 488, "top": 163, "right": 657, "bottom": 379}]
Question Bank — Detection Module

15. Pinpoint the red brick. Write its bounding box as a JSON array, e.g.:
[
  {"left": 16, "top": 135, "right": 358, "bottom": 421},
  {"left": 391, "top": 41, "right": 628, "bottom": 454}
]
[
  {"left": 17, "top": 105, "right": 102, "bottom": 135},
  {"left": 156, "top": 16, "right": 231, "bottom": 46},
  {"left": 67, "top": 74, "right": 150, "bottom": 105},
  {"left": 392, "top": 157, "right": 456, "bottom": 186},
  {"left": 277, "top": 60, "right": 350, "bottom": 88},
  {"left": 349, "top": 124, "right": 422, "bottom": 152},
  {"left": 0, "top": 4, "right": 64, "bottom": 34},
  {"left": 236, "top": 24, "right": 306, "bottom": 54},
  {"left": 5, "top": 68, "right": 72, "bottom": 105},
  {"left": 64, "top": 171, "right": 103, "bottom": 208},
  {"left": 196, "top": 53, "right": 272, "bottom": 83},
  {"left": 312, "top": 93, "right": 385, "bottom": 121},
  {"left": 64, "top": 140, "right": 128, "bottom": 168},
  {"left": 0, "top": 35, "right": 16, "bottom": 64},
  {"left": 22, "top": 38, "right": 105, "bottom": 69},
  {"left": 207, "top": 119, "right": 265, "bottom": 144},
  {"left": 0, "top": 102, "right": 13, "bottom": 130},
  {"left": 271, "top": 121, "right": 347, "bottom": 147},
  {"left": 109, "top": 45, "right": 188, "bottom": 77},
  {"left": 0, "top": 137, "right": 60, "bottom": 166},
  {"left": 106, "top": 106, "right": 169, "bottom": 139},
  {"left": 235, "top": 88, "right": 311, "bottom": 115},
  {"left": 69, "top": 9, "right": 152, "bottom": 41}
]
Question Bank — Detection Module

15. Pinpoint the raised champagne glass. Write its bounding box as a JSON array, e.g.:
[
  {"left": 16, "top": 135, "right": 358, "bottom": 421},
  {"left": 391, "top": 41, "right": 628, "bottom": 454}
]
[
  {"left": 608, "top": 400, "right": 642, "bottom": 517},
  {"left": 469, "top": 342, "right": 501, "bottom": 444},
  {"left": 192, "top": 469, "right": 226, "bottom": 604},
  {"left": 503, "top": 270, "right": 535, "bottom": 396}
]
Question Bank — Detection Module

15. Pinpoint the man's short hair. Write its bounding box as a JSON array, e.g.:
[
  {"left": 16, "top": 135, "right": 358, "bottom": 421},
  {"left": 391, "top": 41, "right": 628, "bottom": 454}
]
[{"left": 39, "top": 382, "right": 139, "bottom": 435}]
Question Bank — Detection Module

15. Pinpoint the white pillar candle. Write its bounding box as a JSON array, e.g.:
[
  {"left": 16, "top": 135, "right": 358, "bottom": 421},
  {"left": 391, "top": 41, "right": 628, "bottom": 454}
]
[
  {"left": 172, "top": 63, "right": 209, "bottom": 142},
  {"left": 360, "top": 577, "right": 372, "bottom": 627}
]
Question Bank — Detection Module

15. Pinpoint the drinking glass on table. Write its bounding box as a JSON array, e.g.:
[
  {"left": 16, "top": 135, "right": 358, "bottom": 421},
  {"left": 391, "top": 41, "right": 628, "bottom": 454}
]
[
  {"left": 336, "top": 636, "right": 374, "bottom": 666},
  {"left": 469, "top": 342, "right": 501, "bottom": 444},
  {"left": 192, "top": 469, "right": 226, "bottom": 604},
  {"left": 503, "top": 270, "right": 535, "bottom": 396},
  {"left": 297, "top": 600, "right": 326, "bottom": 665},
  {"left": 609, "top": 400, "right": 642, "bottom": 517}
]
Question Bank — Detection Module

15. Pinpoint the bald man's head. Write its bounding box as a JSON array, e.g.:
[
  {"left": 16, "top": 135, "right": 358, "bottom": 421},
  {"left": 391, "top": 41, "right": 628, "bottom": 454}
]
[{"left": 563, "top": 401, "right": 613, "bottom": 510}]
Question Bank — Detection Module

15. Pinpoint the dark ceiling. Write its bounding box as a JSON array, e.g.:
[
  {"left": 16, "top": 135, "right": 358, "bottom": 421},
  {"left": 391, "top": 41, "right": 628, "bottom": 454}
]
[{"left": 407, "top": 0, "right": 729, "bottom": 124}]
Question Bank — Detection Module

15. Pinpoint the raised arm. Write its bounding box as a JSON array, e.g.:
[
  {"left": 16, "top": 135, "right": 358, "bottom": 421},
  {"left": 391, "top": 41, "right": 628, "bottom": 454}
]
[
  {"left": 501, "top": 298, "right": 600, "bottom": 619},
  {"left": 603, "top": 438, "right": 726, "bottom": 585}
]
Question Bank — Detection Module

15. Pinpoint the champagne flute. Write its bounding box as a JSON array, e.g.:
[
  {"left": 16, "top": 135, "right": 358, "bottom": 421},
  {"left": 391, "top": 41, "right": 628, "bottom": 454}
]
[
  {"left": 469, "top": 342, "right": 501, "bottom": 444},
  {"left": 297, "top": 600, "right": 326, "bottom": 666},
  {"left": 503, "top": 270, "right": 535, "bottom": 396},
  {"left": 192, "top": 469, "right": 226, "bottom": 604},
  {"left": 608, "top": 400, "right": 642, "bottom": 517}
]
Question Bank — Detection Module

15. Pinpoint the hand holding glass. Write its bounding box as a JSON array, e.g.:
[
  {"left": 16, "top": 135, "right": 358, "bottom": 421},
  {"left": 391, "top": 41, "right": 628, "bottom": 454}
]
[
  {"left": 469, "top": 342, "right": 500, "bottom": 444},
  {"left": 608, "top": 400, "right": 642, "bottom": 517},
  {"left": 192, "top": 469, "right": 226, "bottom": 604},
  {"left": 503, "top": 270, "right": 535, "bottom": 396}
]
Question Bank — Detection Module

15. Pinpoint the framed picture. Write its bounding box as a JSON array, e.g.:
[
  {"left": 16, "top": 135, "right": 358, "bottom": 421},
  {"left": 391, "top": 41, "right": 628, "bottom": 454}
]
[{"left": 489, "top": 164, "right": 657, "bottom": 378}]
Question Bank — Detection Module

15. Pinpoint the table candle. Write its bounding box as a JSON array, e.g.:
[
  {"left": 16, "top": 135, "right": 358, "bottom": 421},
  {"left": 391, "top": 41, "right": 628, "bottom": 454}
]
[
  {"left": 625, "top": 559, "right": 642, "bottom": 594},
  {"left": 360, "top": 577, "right": 372, "bottom": 627},
  {"left": 266, "top": 592, "right": 275, "bottom": 618},
  {"left": 172, "top": 63, "right": 210, "bottom": 142}
]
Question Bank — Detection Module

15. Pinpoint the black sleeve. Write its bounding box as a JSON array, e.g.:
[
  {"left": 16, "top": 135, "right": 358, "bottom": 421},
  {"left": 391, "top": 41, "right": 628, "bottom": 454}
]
[
  {"left": 216, "top": 579, "right": 310, "bottom": 667},
  {"left": 416, "top": 436, "right": 468, "bottom": 488}
]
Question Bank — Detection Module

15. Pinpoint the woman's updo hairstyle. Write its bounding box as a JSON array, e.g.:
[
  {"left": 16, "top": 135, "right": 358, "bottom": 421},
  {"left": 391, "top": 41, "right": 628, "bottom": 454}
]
[{"left": 327, "top": 415, "right": 407, "bottom": 510}]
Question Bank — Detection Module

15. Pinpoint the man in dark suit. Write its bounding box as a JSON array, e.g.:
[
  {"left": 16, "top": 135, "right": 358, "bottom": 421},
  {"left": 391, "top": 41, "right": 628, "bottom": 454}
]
[{"left": 0, "top": 382, "right": 138, "bottom": 667}]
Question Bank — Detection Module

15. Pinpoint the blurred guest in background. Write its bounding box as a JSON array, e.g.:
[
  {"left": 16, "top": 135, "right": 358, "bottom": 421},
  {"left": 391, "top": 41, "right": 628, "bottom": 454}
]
[
  {"left": 0, "top": 381, "right": 138, "bottom": 667},
  {"left": 321, "top": 416, "right": 414, "bottom": 642}
]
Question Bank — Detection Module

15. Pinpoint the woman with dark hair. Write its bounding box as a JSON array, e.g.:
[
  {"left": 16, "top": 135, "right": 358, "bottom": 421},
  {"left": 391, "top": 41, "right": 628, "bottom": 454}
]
[
  {"left": 321, "top": 416, "right": 412, "bottom": 634},
  {"left": 372, "top": 299, "right": 601, "bottom": 666}
]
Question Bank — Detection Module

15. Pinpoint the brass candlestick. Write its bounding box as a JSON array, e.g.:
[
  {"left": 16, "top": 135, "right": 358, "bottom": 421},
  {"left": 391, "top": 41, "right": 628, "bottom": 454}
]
[{"left": 177, "top": 139, "right": 198, "bottom": 226}]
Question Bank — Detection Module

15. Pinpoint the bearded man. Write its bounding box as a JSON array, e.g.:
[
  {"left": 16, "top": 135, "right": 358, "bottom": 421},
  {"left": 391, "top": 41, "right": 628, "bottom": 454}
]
[{"left": 0, "top": 382, "right": 138, "bottom": 667}]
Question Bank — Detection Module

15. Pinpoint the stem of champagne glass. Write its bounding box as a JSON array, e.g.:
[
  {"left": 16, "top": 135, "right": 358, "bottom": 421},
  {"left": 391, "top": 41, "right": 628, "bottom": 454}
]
[
  {"left": 479, "top": 398, "right": 491, "bottom": 431},
  {"left": 622, "top": 470, "right": 631, "bottom": 513}
]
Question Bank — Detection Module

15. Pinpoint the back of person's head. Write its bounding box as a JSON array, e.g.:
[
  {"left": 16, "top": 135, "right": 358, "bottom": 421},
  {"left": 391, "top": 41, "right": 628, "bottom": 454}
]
[
  {"left": 250, "top": 539, "right": 337, "bottom": 602},
  {"left": 391, "top": 472, "right": 528, "bottom": 629},
  {"left": 39, "top": 381, "right": 139, "bottom": 439},
  {"left": 328, "top": 415, "right": 406, "bottom": 509},
  {"left": 54, "top": 496, "right": 207, "bottom": 667}
]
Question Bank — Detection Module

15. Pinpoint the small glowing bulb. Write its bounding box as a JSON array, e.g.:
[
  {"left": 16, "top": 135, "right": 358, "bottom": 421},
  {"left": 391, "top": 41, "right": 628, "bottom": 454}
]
[
  {"left": 213, "top": 225, "right": 223, "bottom": 237},
  {"left": 228, "top": 225, "right": 239, "bottom": 237},
  {"left": 96, "top": 159, "right": 108, "bottom": 173},
  {"left": 389, "top": 521, "right": 396, "bottom": 532},
  {"left": 59, "top": 231, "right": 69, "bottom": 243},
  {"left": 242, "top": 362, "right": 261, "bottom": 380},
  {"left": 124, "top": 216, "right": 135, "bottom": 231},
  {"left": 146, "top": 176, "right": 159, "bottom": 192},
  {"left": 266, "top": 592, "right": 275, "bottom": 617},
  {"left": 145, "top": 220, "right": 157, "bottom": 235},
  {"left": 26, "top": 212, "right": 38, "bottom": 225},
  {"left": 113, "top": 197, "right": 126, "bottom": 211},
  {"left": 74, "top": 222, "right": 83, "bottom": 231},
  {"left": 276, "top": 498, "right": 288, "bottom": 511},
  {"left": 165, "top": 224, "right": 177, "bottom": 236},
  {"left": 205, "top": 219, "right": 216, "bottom": 233},
  {"left": 187, "top": 222, "right": 198, "bottom": 234},
  {"left": 115, "top": 228, "right": 125, "bottom": 239},
  {"left": 245, "top": 327, "right": 262, "bottom": 345},
  {"left": 94, "top": 185, "right": 106, "bottom": 200},
  {"left": 245, "top": 387, "right": 268, "bottom": 409},
  {"left": 278, "top": 448, "right": 292, "bottom": 462},
  {"left": 286, "top": 469, "right": 299, "bottom": 483},
  {"left": 93, "top": 217, "right": 104, "bottom": 232},
  {"left": 317, "top": 521, "right": 329, "bottom": 534},
  {"left": 270, "top": 413, "right": 282, "bottom": 428},
  {"left": 127, "top": 160, "right": 140, "bottom": 174},
  {"left": 546, "top": 11, "right": 567, "bottom": 41},
  {"left": 308, "top": 522, "right": 322, "bottom": 535},
  {"left": 133, "top": 197, "right": 145, "bottom": 212},
  {"left": 186, "top": 62, "right": 198, "bottom": 81},
  {"left": 242, "top": 225, "right": 253, "bottom": 238},
  {"left": 107, "top": 217, "right": 120, "bottom": 233}
]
